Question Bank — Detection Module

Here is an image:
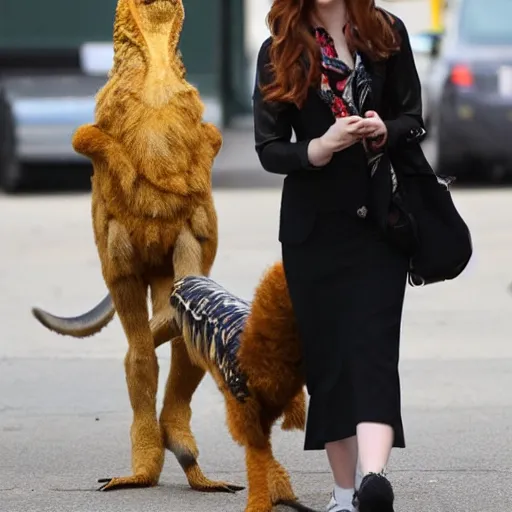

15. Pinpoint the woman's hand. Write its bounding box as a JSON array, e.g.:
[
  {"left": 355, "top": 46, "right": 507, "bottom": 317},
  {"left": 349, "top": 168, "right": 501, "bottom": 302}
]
[
  {"left": 361, "top": 110, "right": 388, "bottom": 150},
  {"left": 322, "top": 116, "right": 367, "bottom": 152},
  {"left": 308, "top": 116, "right": 366, "bottom": 167}
]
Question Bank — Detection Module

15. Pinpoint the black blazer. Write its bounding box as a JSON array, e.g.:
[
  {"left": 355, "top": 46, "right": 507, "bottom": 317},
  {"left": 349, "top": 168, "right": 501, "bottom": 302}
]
[{"left": 252, "top": 13, "right": 433, "bottom": 245}]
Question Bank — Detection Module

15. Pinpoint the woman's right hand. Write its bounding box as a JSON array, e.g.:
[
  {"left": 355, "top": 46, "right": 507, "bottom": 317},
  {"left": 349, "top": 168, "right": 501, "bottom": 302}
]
[
  {"left": 321, "top": 116, "right": 366, "bottom": 152},
  {"left": 308, "top": 116, "right": 366, "bottom": 167}
]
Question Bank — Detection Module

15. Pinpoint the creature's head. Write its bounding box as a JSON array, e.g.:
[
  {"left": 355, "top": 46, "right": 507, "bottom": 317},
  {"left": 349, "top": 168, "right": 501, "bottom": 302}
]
[
  {"left": 127, "top": 0, "right": 184, "bottom": 34},
  {"left": 112, "top": 0, "right": 185, "bottom": 70}
]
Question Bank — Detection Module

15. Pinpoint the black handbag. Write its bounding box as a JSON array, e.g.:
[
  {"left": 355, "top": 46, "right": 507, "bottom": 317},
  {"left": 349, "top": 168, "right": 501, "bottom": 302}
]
[{"left": 386, "top": 154, "right": 473, "bottom": 287}]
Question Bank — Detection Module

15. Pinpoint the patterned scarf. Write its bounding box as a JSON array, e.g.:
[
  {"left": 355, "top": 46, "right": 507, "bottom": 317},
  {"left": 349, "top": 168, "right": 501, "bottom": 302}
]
[{"left": 314, "top": 26, "right": 398, "bottom": 194}]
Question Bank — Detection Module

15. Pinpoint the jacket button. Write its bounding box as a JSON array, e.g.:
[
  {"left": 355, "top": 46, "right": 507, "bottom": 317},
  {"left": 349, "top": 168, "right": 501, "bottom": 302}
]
[{"left": 357, "top": 206, "right": 368, "bottom": 218}]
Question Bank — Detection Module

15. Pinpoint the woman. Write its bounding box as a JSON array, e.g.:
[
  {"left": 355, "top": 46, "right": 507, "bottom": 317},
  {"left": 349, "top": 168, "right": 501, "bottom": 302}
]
[{"left": 253, "top": 1, "right": 427, "bottom": 511}]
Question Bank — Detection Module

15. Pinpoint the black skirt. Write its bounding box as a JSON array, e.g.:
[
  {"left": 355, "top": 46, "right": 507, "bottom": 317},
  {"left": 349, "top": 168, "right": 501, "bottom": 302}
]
[{"left": 281, "top": 209, "right": 408, "bottom": 450}]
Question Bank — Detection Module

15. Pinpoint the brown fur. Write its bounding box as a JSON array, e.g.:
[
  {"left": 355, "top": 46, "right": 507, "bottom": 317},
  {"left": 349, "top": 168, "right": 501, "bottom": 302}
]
[
  {"left": 69, "top": 0, "right": 238, "bottom": 493},
  {"left": 177, "top": 261, "right": 309, "bottom": 512}
]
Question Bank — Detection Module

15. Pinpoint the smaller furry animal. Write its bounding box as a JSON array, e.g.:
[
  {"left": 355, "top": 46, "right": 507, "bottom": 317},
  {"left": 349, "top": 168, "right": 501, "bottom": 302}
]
[{"left": 170, "top": 261, "right": 315, "bottom": 512}]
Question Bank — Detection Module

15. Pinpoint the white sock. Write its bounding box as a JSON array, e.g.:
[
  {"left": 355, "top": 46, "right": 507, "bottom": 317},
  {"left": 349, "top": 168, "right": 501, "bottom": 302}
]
[
  {"left": 355, "top": 464, "right": 364, "bottom": 491},
  {"left": 333, "top": 484, "right": 355, "bottom": 510}
]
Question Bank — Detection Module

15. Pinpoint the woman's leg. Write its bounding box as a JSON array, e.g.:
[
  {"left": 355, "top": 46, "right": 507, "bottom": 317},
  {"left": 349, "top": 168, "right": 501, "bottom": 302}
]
[
  {"left": 281, "top": 214, "right": 403, "bottom": 510},
  {"left": 356, "top": 422, "right": 393, "bottom": 475},
  {"left": 326, "top": 436, "right": 358, "bottom": 488},
  {"left": 325, "top": 436, "right": 358, "bottom": 510}
]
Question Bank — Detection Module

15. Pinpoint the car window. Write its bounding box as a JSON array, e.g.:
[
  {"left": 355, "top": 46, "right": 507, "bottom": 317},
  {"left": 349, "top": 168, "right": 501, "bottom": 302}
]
[{"left": 459, "top": 0, "right": 512, "bottom": 45}]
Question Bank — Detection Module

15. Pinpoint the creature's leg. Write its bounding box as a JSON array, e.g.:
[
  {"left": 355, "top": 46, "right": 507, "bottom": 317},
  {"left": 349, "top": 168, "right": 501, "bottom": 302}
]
[
  {"left": 268, "top": 457, "right": 297, "bottom": 506},
  {"left": 245, "top": 422, "right": 317, "bottom": 512},
  {"left": 160, "top": 336, "right": 244, "bottom": 493},
  {"left": 156, "top": 209, "right": 234, "bottom": 492},
  {"left": 98, "top": 275, "right": 164, "bottom": 490},
  {"left": 148, "top": 219, "right": 208, "bottom": 344},
  {"left": 149, "top": 275, "right": 179, "bottom": 349},
  {"left": 202, "top": 122, "right": 223, "bottom": 157},
  {"left": 281, "top": 387, "right": 306, "bottom": 432},
  {"left": 189, "top": 200, "right": 218, "bottom": 277},
  {"left": 224, "top": 395, "right": 274, "bottom": 512},
  {"left": 243, "top": 422, "right": 275, "bottom": 512}
]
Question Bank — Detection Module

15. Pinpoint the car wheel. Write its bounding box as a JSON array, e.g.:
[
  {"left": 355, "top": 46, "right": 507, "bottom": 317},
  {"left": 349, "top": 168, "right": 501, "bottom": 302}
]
[{"left": 0, "top": 93, "right": 22, "bottom": 193}]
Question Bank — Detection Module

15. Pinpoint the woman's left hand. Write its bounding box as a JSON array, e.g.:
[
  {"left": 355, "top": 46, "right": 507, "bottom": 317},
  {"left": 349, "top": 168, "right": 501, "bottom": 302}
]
[{"left": 361, "top": 110, "right": 387, "bottom": 149}]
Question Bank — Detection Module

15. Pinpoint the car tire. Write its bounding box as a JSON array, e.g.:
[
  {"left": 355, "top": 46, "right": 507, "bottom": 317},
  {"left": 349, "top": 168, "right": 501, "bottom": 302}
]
[{"left": 0, "top": 92, "right": 22, "bottom": 193}]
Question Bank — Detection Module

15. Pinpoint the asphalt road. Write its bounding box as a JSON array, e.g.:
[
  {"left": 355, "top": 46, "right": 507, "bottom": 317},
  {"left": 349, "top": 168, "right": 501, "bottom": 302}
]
[{"left": 1, "top": 181, "right": 512, "bottom": 512}]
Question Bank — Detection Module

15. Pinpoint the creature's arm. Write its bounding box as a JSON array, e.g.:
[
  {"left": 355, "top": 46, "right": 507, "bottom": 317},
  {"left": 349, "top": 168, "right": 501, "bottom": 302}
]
[
  {"left": 252, "top": 38, "right": 321, "bottom": 175},
  {"left": 72, "top": 124, "right": 137, "bottom": 195},
  {"left": 202, "top": 122, "right": 223, "bottom": 158},
  {"left": 382, "top": 15, "right": 427, "bottom": 148}
]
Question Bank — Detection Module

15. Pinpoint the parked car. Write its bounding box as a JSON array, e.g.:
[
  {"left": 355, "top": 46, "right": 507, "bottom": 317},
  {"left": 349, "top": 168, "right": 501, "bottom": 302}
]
[
  {"left": 409, "top": 28, "right": 443, "bottom": 130},
  {"left": 0, "top": 0, "right": 118, "bottom": 193},
  {"left": 0, "top": 73, "right": 105, "bottom": 192},
  {"left": 411, "top": 0, "right": 512, "bottom": 180}
]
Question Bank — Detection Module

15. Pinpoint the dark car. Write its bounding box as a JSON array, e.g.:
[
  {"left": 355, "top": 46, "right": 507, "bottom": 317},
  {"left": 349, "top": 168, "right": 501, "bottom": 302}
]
[{"left": 421, "top": 0, "right": 512, "bottom": 180}]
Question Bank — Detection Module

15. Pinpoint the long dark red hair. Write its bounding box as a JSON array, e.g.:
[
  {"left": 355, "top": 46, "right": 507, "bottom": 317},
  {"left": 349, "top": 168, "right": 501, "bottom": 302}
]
[{"left": 260, "top": 0, "right": 400, "bottom": 108}]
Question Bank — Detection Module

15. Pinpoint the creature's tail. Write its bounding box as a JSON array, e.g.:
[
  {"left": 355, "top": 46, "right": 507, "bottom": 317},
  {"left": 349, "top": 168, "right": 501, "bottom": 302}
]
[
  {"left": 31, "top": 293, "right": 115, "bottom": 338},
  {"left": 31, "top": 224, "right": 202, "bottom": 339}
]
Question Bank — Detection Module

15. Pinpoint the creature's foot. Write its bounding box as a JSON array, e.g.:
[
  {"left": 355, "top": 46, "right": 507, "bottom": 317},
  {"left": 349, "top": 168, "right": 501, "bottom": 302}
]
[
  {"left": 244, "top": 500, "right": 273, "bottom": 512},
  {"left": 185, "top": 463, "right": 244, "bottom": 493},
  {"left": 269, "top": 458, "right": 296, "bottom": 505},
  {"left": 268, "top": 459, "right": 319, "bottom": 510},
  {"left": 97, "top": 474, "right": 158, "bottom": 491},
  {"left": 276, "top": 500, "right": 321, "bottom": 512},
  {"left": 162, "top": 425, "right": 244, "bottom": 493},
  {"left": 244, "top": 498, "right": 319, "bottom": 512}
]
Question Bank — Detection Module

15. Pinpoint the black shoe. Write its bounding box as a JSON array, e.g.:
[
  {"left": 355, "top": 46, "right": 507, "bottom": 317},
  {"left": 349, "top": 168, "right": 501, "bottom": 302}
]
[{"left": 354, "top": 472, "right": 394, "bottom": 512}]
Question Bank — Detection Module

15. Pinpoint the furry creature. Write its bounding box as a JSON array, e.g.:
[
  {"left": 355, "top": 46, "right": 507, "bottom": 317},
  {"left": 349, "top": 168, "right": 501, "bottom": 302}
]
[
  {"left": 30, "top": 0, "right": 240, "bottom": 494},
  {"left": 170, "top": 261, "right": 312, "bottom": 512}
]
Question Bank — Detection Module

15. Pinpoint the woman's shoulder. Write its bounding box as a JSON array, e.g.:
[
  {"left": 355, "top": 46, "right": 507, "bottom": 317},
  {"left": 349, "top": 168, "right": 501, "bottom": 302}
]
[
  {"left": 376, "top": 7, "right": 408, "bottom": 36},
  {"left": 257, "top": 36, "right": 273, "bottom": 65}
]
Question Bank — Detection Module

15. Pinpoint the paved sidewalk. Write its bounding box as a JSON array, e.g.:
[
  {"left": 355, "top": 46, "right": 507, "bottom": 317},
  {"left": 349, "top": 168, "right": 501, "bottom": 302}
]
[{"left": 1, "top": 187, "right": 512, "bottom": 511}]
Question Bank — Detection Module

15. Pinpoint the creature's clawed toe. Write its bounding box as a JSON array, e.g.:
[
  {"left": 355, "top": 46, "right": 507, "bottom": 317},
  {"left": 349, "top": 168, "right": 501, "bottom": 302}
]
[
  {"left": 191, "top": 479, "right": 245, "bottom": 493},
  {"left": 184, "top": 462, "right": 245, "bottom": 493},
  {"left": 97, "top": 474, "right": 157, "bottom": 491},
  {"left": 224, "top": 483, "right": 246, "bottom": 493}
]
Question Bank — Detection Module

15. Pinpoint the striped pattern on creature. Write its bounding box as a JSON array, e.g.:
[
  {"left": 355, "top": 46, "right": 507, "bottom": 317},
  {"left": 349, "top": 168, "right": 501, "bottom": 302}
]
[{"left": 170, "top": 276, "right": 251, "bottom": 402}]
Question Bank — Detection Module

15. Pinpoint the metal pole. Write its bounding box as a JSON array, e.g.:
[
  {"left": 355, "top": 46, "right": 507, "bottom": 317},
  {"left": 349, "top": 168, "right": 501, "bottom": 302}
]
[{"left": 430, "top": 0, "right": 444, "bottom": 32}]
